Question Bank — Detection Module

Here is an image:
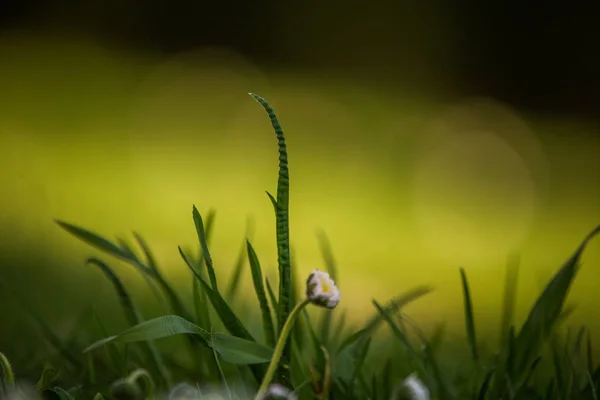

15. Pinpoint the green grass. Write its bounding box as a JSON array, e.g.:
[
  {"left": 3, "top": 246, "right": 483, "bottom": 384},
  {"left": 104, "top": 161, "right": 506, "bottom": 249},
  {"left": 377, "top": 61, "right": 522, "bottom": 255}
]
[{"left": 1, "top": 93, "right": 600, "bottom": 400}]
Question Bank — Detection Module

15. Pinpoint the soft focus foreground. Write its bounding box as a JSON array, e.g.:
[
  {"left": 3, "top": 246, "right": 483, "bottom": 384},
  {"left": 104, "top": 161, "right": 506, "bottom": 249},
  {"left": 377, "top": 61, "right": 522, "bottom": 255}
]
[{"left": 1, "top": 33, "right": 599, "bottom": 398}]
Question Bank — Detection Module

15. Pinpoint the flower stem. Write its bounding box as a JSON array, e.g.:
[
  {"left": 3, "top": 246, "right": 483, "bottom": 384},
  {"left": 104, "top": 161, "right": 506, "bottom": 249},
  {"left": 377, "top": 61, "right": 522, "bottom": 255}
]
[
  {"left": 0, "top": 352, "right": 15, "bottom": 388},
  {"left": 255, "top": 298, "right": 310, "bottom": 399}
]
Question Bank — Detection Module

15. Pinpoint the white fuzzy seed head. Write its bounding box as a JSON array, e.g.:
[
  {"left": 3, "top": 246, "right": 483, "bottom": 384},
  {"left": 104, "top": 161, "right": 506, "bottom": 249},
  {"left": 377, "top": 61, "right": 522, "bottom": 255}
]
[
  {"left": 395, "top": 373, "right": 430, "bottom": 400},
  {"left": 260, "top": 383, "right": 297, "bottom": 399},
  {"left": 306, "top": 269, "right": 340, "bottom": 309}
]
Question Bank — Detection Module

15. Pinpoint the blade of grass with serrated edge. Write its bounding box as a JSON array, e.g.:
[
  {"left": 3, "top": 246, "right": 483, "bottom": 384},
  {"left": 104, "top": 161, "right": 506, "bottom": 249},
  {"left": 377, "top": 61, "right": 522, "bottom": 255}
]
[
  {"left": 459, "top": 268, "right": 479, "bottom": 361},
  {"left": 316, "top": 230, "right": 337, "bottom": 348},
  {"left": 246, "top": 240, "right": 276, "bottom": 347},
  {"left": 85, "top": 258, "right": 172, "bottom": 387},
  {"left": 0, "top": 278, "right": 82, "bottom": 370},
  {"left": 513, "top": 225, "right": 600, "bottom": 379},
  {"left": 192, "top": 205, "right": 219, "bottom": 291},
  {"left": 249, "top": 92, "right": 293, "bottom": 386},
  {"left": 179, "top": 247, "right": 265, "bottom": 384}
]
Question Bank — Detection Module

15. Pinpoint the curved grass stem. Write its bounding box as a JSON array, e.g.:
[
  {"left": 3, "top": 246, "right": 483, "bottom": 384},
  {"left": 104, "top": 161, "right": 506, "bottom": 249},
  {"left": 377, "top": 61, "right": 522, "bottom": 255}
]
[{"left": 255, "top": 299, "right": 310, "bottom": 399}]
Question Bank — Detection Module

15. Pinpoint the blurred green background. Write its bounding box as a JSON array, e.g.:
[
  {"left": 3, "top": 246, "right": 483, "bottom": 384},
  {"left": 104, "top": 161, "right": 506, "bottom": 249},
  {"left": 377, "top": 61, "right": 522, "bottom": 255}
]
[{"left": 1, "top": 1, "right": 599, "bottom": 366}]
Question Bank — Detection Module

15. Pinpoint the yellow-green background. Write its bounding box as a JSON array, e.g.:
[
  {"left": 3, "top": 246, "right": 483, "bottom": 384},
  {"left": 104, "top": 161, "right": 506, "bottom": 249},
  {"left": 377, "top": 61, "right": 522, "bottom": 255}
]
[{"left": 1, "top": 33, "right": 599, "bottom": 356}]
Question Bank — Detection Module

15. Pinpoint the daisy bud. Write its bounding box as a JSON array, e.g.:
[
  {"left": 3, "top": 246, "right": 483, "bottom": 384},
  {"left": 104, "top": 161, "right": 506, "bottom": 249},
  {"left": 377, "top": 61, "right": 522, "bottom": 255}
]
[{"left": 306, "top": 270, "right": 340, "bottom": 309}]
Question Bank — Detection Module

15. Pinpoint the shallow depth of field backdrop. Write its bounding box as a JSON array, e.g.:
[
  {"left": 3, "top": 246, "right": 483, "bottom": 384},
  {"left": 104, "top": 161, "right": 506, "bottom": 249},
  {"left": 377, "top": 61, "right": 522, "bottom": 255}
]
[{"left": 1, "top": 2, "right": 599, "bottom": 365}]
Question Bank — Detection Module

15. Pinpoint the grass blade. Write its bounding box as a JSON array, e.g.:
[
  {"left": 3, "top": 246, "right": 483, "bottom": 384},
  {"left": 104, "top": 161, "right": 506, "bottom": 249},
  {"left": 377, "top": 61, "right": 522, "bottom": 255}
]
[
  {"left": 211, "top": 333, "right": 273, "bottom": 365},
  {"left": 499, "top": 253, "right": 520, "bottom": 350},
  {"left": 86, "top": 258, "right": 172, "bottom": 387},
  {"left": 459, "top": 267, "right": 478, "bottom": 361},
  {"left": 54, "top": 220, "right": 138, "bottom": 266},
  {"left": 246, "top": 240, "right": 277, "bottom": 347},
  {"left": 192, "top": 205, "right": 219, "bottom": 291},
  {"left": 249, "top": 92, "right": 293, "bottom": 385},
  {"left": 0, "top": 278, "right": 82, "bottom": 370},
  {"left": 513, "top": 225, "right": 600, "bottom": 378},
  {"left": 361, "top": 286, "right": 433, "bottom": 338},
  {"left": 179, "top": 247, "right": 254, "bottom": 341},
  {"left": 227, "top": 216, "right": 255, "bottom": 300},
  {"left": 84, "top": 315, "right": 210, "bottom": 352},
  {"left": 316, "top": 230, "right": 337, "bottom": 347}
]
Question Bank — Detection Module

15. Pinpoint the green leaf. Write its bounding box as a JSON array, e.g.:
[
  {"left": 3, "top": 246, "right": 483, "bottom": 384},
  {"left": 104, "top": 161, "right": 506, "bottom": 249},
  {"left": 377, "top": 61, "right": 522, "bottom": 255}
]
[
  {"left": 84, "top": 315, "right": 210, "bottom": 353},
  {"left": 211, "top": 333, "right": 273, "bottom": 364},
  {"left": 459, "top": 267, "right": 478, "bottom": 361},
  {"left": 192, "top": 205, "right": 219, "bottom": 291},
  {"left": 246, "top": 240, "right": 276, "bottom": 347},
  {"left": 249, "top": 92, "right": 293, "bottom": 385},
  {"left": 513, "top": 225, "right": 600, "bottom": 378}
]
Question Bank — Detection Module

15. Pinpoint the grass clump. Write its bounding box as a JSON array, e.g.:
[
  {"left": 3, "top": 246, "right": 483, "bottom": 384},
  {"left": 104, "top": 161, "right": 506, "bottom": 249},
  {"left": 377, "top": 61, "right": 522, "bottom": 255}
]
[{"left": 1, "top": 93, "right": 599, "bottom": 399}]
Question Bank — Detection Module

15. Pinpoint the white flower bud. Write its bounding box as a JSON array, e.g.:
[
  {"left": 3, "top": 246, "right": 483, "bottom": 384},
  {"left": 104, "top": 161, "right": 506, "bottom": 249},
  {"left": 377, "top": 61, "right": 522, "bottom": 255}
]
[
  {"left": 260, "top": 383, "right": 297, "bottom": 399},
  {"left": 306, "top": 270, "right": 340, "bottom": 309}
]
